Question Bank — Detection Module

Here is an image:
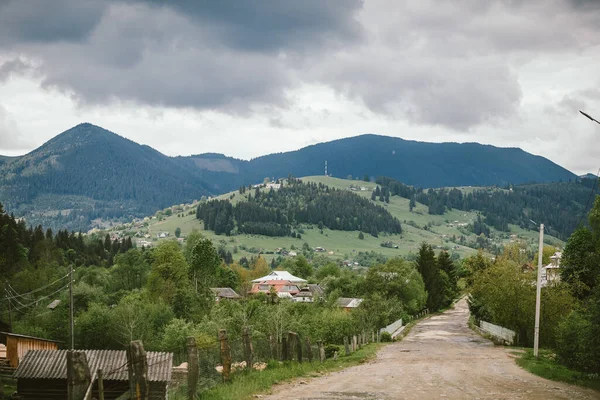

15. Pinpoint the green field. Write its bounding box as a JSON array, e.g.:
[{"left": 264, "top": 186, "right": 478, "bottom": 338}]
[{"left": 107, "top": 176, "right": 563, "bottom": 262}]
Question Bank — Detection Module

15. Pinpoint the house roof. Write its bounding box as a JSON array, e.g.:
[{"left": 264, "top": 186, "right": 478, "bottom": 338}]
[
  {"left": 210, "top": 288, "right": 241, "bottom": 299},
  {"left": 0, "top": 332, "right": 62, "bottom": 344},
  {"left": 14, "top": 350, "right": 172, "bottom": 382},
  {"left": 251, "top": 271, "right": 307, "bottom": 283},
  {"left": 250, "top": 280, "right": 300, "bottom": 293},
  {"left": 306, "top": 284, "right": 325, "bottom": 297},
  {"left": 336, "top": 298, "right": 363, "bottom": 308}
]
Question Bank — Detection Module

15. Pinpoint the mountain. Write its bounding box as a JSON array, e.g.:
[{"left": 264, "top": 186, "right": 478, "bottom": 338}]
[
  {"left": 0, "top": 123, "right": 212, "bottom": 230},
  {"left": 190, "top": 134, "right": 576, "bottom": 189},
  {"left": 580, "top": 173, "right": 599, "bottom": 180},
  {"left": 0, "top": 124, "right": 578, "bottom": 230}
]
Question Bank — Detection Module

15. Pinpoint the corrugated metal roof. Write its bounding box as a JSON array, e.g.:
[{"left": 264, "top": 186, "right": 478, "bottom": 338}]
[{"left": 14, "top": 350, "right": 172, "bottom": 382}]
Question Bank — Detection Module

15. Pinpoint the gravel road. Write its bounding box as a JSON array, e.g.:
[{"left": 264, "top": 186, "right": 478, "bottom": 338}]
[{"left": 263, "top": 298, "right": 599, "bottom": 400}]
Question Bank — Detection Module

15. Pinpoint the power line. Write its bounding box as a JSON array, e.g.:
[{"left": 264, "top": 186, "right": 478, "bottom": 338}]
[
  {"left": 0, "top": 283, "right": 69, "bottom": 316},
  {"left": 5, "top": 273, "right": 70, "bottom": 299}
]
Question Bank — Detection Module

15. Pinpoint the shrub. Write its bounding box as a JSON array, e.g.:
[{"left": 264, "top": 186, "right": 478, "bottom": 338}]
[
  {"left": 380, "top": 332, "right": 393, "bottom": 342},
  {"left": 324, "top": 344, "right": 340, "bottom": 359}
]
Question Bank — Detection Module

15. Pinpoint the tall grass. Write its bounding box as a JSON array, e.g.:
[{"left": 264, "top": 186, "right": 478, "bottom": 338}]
[
  {"left": 170, "top": 343, "right": 384, "bottom": 400},
  {"left": 516, "top": 349, "right": 600, "bottom": 392}
]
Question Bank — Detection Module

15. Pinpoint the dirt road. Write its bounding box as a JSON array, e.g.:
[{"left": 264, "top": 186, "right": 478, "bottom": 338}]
[{"left": 264, "top": 298, "right": 599, "bottom": 399}]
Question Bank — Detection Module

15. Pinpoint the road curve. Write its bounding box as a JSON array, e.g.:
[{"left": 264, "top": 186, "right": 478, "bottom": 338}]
[{"left": 263, "top": 298, "right": 599, "bottom": 400}]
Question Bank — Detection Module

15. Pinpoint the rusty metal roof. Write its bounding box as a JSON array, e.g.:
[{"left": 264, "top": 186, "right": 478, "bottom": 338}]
[{"left": 14, "top": 350, "right": 173, "bottom": 382}]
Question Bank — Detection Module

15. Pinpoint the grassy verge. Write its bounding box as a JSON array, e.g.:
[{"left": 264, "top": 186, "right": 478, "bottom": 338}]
[
  {"left": 516, "top": 349, "right": 600, "bottom": 391},
  {"left": 170, "top": 343, "right": 385, "bottom": 400}
]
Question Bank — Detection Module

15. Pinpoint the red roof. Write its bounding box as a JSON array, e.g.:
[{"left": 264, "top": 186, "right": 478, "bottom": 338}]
[{"left": 249, "top": 280, "right": 300, "bottom": 295}]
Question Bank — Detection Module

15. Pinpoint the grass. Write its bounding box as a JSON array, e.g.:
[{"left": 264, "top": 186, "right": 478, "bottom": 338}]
[
  {"left": 515, "top": 349, "right": 600, "bottom": 392},
  {"left": 113, "top": 175, "right": 564, "bottom": 261},
  {"left": 170, "top": 343, "right": 385, "bottom": 400}
]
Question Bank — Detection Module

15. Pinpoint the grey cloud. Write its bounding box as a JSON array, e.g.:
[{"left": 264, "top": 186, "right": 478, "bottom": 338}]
[
  {"left": 0, "top": 58, "right": 35, "bottom": 82},
  {"left": 0, "top": 0, "right": 106, "bottom": 47},
  {"left": 0, "top": 106, "right": 31, "bottom": 151},
  {"left": 0, "top": 0, "right": 598, "bottom": 132}
]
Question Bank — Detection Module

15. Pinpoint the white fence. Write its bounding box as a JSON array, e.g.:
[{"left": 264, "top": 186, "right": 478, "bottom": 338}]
[
  {"left": 380, "top": 318, "right": 404, "bottom": 339},
  {"left": 480, "top": 321, "right": 517, "bottom": 345}
]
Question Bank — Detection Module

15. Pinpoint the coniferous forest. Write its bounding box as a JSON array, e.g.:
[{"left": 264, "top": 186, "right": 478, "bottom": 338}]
[{"left": 197, "top": 178, "right": 402, "bottom": 237}]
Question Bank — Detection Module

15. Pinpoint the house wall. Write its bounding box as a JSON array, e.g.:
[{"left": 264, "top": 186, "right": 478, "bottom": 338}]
[{"left": 7, "top": 337, "right": 58, "bottom": 368}]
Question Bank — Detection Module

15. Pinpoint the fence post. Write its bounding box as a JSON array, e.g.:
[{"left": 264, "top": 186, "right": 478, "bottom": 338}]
[
  {"left": 372, "top": 331, "right": 375, "bottom": 344},
  {"left": 127, "top": 340, "right": 149, "bottom": 400},
  {"left": 243, "top": 327, "right": 254, "bottom": 370},
  {"left": 318, "top": 341, "right": 325, "bottom": 363},
  {"left": 305, "top": 337, "right": 313, "bottom": 363},
  {"left": 281, "top": 337, "right": 288, "bottom": 361},
  {"left": 287, "top": 332, "right": 296, "bottom": 361},
  {"left": 352, "top": 335, "right": 357, "bottom": 352},
  {"left": 269, "top": 335, "right": 277, "bottom": 361},
  {"left": 218, "top": 329, "right": 232, "bottom": 382},
  {"left": 97, "top": 369, "right": 105, "bottom": 400},
  {"left": 187, "top": 336, "right": 199, "bottom": 400},
  {"left": 344, "top": 337, "right": 350, "bottom": 356},
  {"left": 67, "top": 351, "right": 91, "bottom": 400},
  {"left": 296, "top": 334, "right": 303, "bottom": 363}
]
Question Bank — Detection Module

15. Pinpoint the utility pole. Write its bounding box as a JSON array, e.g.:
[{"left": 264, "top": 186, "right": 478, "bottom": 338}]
[
  {"left": 4, "top": 284, "right": 12, "bottom": 332},
  {"left": 533, "top": 223, "right": 544, "bottom": 357},
  {"left": 69, "top": 264, "right": 74, "bottom": 350}
]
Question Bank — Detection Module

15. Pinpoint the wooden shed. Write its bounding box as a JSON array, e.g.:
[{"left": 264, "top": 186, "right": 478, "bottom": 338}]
[
  {"left": 0, "top": 332, "right": 60, "bottom": 368},
  {"left": 14, "top": 349, "right": 173, "bottom": 400}
]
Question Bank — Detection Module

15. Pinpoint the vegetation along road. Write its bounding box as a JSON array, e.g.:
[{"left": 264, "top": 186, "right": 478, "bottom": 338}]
[{"left": 264, "top": 298, "right": 598, "bottom": 400}]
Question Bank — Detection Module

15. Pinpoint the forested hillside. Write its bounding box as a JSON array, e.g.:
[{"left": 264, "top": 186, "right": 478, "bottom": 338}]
[
  {"left": 197, "top": 178, "right": 402, "bottom": 237},
  {"left": 188, "top": 134, "right": 576, "bottom": 189},
  {"left": 0, "top": 123, "right": 212, "bottom": 230},
  {"left": 0, "top": 124, "right": 578, "bottom": 231},
  {"left": 376, "top": 176, "right": 597, "bottom": 240}
]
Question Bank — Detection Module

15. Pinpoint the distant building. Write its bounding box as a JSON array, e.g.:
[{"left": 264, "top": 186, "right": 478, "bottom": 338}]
[
  {"left": 542, "top": 251, "right": 562, "bottom": 286},
  {"left": 251, "top": 271, "right": 307, "bottom": 284},
  {"left": 210, "top": 287, "right": 242, "bottom": 301},
  {"left": 249, "top": 280, "right": 301, "bottom": 297},
  {"left": 293, "top": 284, "right": 325, "bottom": 303},
  {"left": 336, "top": 297, "right": 364, "bottom": 311}
]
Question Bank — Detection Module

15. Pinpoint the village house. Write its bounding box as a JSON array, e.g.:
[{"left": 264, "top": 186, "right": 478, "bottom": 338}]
[
  {"left": 542, "top": 251, "right": 562, "bottom": 286},
  {"left": 13, "top": 349, "right": 172, "bottom": 400},
  {"left": 251, "top": 271, "right": 307, "bottom": 284},
  {"left": 249, "top": 280, "right": 301, "bottom": 298},
  {"left": 210, "top": 287, "right": 242, "bottom": 301},
  {"left": 293, "top": 284, "right": 325, "bottom": 303}
]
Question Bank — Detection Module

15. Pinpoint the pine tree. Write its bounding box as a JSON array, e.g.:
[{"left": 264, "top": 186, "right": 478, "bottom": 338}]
[
  {"left": 415, "top": 243, "right": 444, "bottom": 311},
  {"left": 409, "top": 196, "right": 416, "bottom": 212}
]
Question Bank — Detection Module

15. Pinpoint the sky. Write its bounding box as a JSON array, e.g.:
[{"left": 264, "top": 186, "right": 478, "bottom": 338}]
[{"left": 0, "top": 0, "right": 599, "bottom": 174}]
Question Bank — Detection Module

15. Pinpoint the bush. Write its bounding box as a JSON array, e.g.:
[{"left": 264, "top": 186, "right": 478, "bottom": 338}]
[
  {"left": 380, "top": 332, "right": 393, "bottom": 342},
  {"left": 324, "top": 344, "right": 340, "bottom": 359}
]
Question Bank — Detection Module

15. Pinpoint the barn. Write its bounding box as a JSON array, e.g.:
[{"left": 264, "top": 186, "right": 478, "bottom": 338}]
[
  {"left": 0, "top": 332, "right": 60, "bottom": 368},
  {"left": 13, "top": 349, "right": 173, "bottom": 400}
]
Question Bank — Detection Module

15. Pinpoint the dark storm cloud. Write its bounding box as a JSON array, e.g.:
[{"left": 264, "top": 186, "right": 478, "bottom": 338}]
[
  {"left": 0, "top": 0, "right": 106, "bottom": 46},
  {"left": 134, "top": 0, "right": 365, "bottom": 51}
]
